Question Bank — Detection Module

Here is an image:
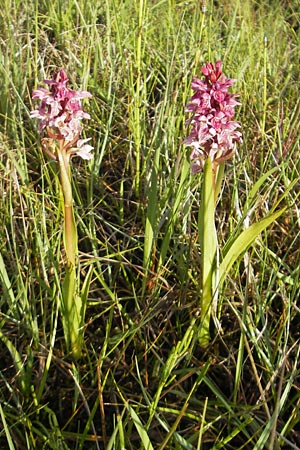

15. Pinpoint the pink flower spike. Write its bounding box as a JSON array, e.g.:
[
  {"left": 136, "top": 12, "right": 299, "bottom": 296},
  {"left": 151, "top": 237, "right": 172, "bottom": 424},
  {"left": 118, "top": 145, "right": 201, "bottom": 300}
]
[
  {"left": 185, "top": 60, "right": 242, "bottom": 173},
  {"left": 31, "top": 69, "right": 92, "bottom": 148}
]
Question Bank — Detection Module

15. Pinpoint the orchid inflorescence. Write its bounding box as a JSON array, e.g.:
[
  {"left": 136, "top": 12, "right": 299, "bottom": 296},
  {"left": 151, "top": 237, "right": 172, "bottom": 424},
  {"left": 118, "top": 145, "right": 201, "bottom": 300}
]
[
  {"left": 184, "top": 61, "right": 243, "bottom": 347},
  {"left": 184, "top": 61, "right": 286, "bottom": 350},
  {"left": 30, "top": 69, "right": 93, "bottom": 160},
  {"left": 185, "top": 60, "right": 242, "bottom": 174},
  {"left": 30, "top": 68, "right": 93, "bottom": 358}
]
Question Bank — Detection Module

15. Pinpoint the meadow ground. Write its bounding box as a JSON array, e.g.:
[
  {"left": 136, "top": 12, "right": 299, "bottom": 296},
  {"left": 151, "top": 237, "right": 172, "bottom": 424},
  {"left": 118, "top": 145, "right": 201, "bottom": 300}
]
[{"left": 0, "top": 0, "right": 300, "bottom": 448}]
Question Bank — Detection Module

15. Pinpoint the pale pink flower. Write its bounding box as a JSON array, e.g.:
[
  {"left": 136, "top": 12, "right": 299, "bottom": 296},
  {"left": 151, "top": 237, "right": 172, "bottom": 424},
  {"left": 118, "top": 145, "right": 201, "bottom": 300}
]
[
  {"left": 31, "top": 69, "right": 93, "bottom": 159},
  {"left": 185, "top": 61, "right": 242, "bottom": 173},
  {"left": 72, "top": 138, "right": 94, "bottom": 160}
]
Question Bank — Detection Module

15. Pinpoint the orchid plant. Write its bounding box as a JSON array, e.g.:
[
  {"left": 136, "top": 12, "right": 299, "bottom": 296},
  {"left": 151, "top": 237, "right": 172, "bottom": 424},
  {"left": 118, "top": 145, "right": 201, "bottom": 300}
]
[
  {"left": 31, "top": 69, "right": 93, "bottom": 358},
  {"left": 185, "top": 61, "right": 286, "bottom": 347}
]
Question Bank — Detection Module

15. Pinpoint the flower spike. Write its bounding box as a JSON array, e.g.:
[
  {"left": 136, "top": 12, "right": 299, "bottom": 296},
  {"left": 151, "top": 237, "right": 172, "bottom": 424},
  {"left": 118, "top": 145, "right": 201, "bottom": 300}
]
[
  {"left": 185, "top": 61, "right": 242, "bottom": 174},
  {"left": 31, "top": 69, "right": 93, "bottom": 159}
]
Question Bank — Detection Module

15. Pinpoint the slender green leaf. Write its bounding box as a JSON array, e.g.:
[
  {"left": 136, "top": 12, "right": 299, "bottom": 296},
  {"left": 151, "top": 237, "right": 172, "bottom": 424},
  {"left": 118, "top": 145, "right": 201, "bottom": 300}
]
[
  {"left": 219, "top": 208, "right": 286, "bottom": 286},
  {"left": 62, "top": 265, "right": 82, "bottom": 359},
  {"left": 126, "top": 403, "right": 155, "bottom": 450},
  {"left": 80, "top": 264, "right": 94, "bottom": 322},
  {"left": 0, "top": 404, "right": 16, "bottom": 450},
  {"left": 0, "top": 251, "right": 16, "bottom": 307},
  {"left": 243, "top": 165, "right": 281, "bottom": 213},
  {"left": 0, "top": 330, "right": 29, "bottom": 395},
  {"left": 143, "top": 144, "right": 160, "bottom": 285}
]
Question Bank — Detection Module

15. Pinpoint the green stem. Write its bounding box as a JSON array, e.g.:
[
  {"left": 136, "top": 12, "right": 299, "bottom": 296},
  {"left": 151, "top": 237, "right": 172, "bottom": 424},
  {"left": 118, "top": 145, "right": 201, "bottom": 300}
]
[
  {"left": 57, "top": 143, "right": 82, "bottom": 358},
  {"left": 57, "top": 143, "right": 77, "bottom": 266},
  {"left": 198, "top": 157, "right": 218, "bottom": 347}
]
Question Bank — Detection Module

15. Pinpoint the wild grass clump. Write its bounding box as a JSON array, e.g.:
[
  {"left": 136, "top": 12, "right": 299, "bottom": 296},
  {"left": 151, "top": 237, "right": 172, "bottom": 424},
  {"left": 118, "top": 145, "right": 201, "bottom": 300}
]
[{"left": 0, "top": 0, "right": 300, "bottom": 449}]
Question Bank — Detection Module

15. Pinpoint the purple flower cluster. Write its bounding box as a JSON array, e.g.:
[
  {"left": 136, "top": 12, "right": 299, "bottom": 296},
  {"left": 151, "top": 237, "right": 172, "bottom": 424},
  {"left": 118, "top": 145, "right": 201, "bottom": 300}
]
[
  {"left": 185, "top": 61, "right": 242, "bottom": 174},
  {"left": 30, "top": 69, "right": 93, "bottom": 160}
]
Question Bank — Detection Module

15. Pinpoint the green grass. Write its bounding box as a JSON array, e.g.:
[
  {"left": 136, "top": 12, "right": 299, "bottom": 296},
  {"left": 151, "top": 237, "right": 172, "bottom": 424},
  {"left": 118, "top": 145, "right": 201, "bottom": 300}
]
[{"left": 1, "top": 0, "right": 300, "bottom": 448}]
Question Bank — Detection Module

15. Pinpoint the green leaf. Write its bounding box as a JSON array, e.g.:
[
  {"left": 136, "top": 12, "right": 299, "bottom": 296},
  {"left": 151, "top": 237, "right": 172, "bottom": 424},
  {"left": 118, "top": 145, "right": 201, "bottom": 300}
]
[
  {"left": 143, "top": 145, "right": 160, "bottom": 286},
  {"left": 0, "top": 251, "right": 16, "bottom": 307},
  {"left": 0, "top": 330, "right": 29, "bottom": 395},
  {"left": 158, "top": 157, "right": 190, "bottom": 272},
  {"left": 0, "top": 403, "right": 16, "bottom": 450},
  {"left": 62, "top": 265, "right": 82, "bottom": 359},
  {"left": 126, "top": 403, "right": 155, "bottom": 450},
  {"left": 219, "top": 207, "right": 286, "bottom": 286},
  {"left": 61, "top": 264, "right": 93, "bottom": 359},
  {"left": 80, "top": 264, "right": 93, "bottom": 319},
  {"left": 243, "top": 165, "right": 281, "bottom": 213}
]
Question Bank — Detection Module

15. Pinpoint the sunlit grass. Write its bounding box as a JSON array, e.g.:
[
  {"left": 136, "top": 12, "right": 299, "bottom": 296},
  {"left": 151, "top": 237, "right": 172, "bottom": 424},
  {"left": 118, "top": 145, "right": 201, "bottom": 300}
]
[{"left": 0, "top": 0, "right": 300, "bottom": 448}]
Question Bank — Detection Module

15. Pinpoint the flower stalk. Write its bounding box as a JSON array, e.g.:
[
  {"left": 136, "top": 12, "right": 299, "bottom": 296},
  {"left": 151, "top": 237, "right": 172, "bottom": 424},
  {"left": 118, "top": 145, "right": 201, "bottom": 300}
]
[
  {"left": 31, "top": 69, "right": 93, "bottom": 358},
  {"left": 57, "top": 143, "right": 77, "bottom": 267},
  {"left": 185, "top": 61, "right": 286, "bottom": 348},
  {"left": 185, "top": 61, "right": 242, "bottom": 347},
  {"left": 198, "top": 157, "right": 218, "bottom": 347}
]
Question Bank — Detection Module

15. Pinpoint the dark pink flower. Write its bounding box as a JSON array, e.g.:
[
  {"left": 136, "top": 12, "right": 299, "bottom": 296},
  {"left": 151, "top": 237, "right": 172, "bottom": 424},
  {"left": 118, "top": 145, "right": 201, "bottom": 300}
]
[
  {"left": 201, "top": 60, "right": 223, "bottom": 81},
  {"left": 185, "top": 61, "right": 242, "bottom": 173},
  {"left": 31, "top": 69, "right": 93, "bottom": 159}
]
